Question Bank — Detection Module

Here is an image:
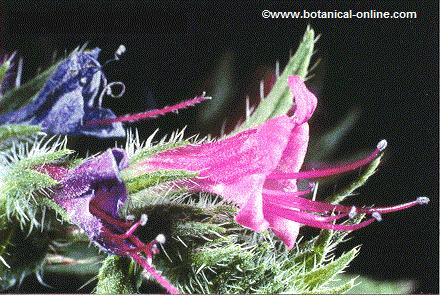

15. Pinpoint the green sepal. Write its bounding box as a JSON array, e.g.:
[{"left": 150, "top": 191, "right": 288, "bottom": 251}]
[
  {"left": 345, "top": 274, "right": 414, "bottom": 294},
  {"left": 129, "top": 140, "right": 190, "bottom": 165},
  {"left": 0, "top": 124, "right": 42, "bottom": 143},
  {"left": 237, "top": 26, "right": 315, "bottom": 131},
  {"left": 300, "top": 247, "right": 359, "bottom": 290},
  {"left": 122, "top": 169, "right": 198, "bottom": 194},
  {"left": 15, "top": 148, "right": 74, "bottom": 169},
  {"left": 95, "top": 255, "right": 137, "bottom": 294}
]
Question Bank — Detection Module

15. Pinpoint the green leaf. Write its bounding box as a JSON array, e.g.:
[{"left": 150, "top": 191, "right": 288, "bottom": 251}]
[
  {"left": 0, "top": 124, "right": 42, "bottom": 143},
  {"left": 0, "top": 61, "right": 59, "bottom": 114},
  {"left": 310, "top": 277, "right": 357, "bottom": 294},
  {"left": 300, "top": 247, "right": 359, "bottom": 290},
  {"left": 294, "top": 228, "right": 332, "bottom": 271},
  {"left": 326, "top": 154, "right": 383, "bottom": 204},
  {"left": 122, "top": 169, "right": 198, "bottom": 194},
  {"left": 238, "top": 26, "right": 315, "bottom": 131},
  {"left": 95, "top": 256, "right": 137, "bottom": 294}
]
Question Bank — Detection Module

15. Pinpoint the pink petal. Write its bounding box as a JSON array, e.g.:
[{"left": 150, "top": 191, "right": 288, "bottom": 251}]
[
  {"left": 288, "top": 76, "right": 317, "bottom": 125},
  {"left": 265, "top": 211, "right": 300, "bottom": 249},
  {"left": 233, "top": 175, "right": 269, "bottom": 232},
  {"left": 263, "top": 124, "right": 309, "bottom": 248}
]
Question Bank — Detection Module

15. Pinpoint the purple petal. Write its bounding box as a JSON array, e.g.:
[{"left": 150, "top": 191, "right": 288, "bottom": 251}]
[{"left": 53, "top": 148, "right": 128, "bottom": 242}]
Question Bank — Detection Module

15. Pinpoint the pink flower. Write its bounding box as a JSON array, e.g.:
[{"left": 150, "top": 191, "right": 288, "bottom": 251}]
[{"left": 136, "top": 75, "right": 429, "bottom": 249}]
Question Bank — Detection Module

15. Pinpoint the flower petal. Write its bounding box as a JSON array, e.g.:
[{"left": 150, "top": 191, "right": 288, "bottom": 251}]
[
  {"left": 54, "top": 148, "right": 128, "bottom": 223},
  {"left": 288, "top": 76, "right": 317, "bottom": 125}
]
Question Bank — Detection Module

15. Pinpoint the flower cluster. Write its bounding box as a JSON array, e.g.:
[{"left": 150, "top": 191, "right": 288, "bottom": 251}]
[
  {"left": 36, "top": 75, "right": 429, "bottom": 294},
  {"left": 1, "top": 37, "right": 429, "bottom": 293}
]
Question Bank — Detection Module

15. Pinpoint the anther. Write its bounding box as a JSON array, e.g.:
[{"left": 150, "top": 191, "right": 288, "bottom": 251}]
[
  {"left": 116, "top": 45, "right": 126, "bottom": 57},
  {"left": 377, "top": 139, "right": 388, "bottom": 151},
  {"left": 126, "top": 215, "right": 135, "bottom": 221},
  {"left": 201, "top": 91, "right": 211, "bottom": 99},
  {"left": 140, "top": 214, "right": 148, "bottom": 226},
  {"left": 349, "top": 206, "right": 357, "bottom": 219},
  {"left": 416, "top": 196, "right": 430, "bottom": 205},
  {"left": 155, "top": 234, "right": 166, "bottom": 244},
  {"left": 372, "top": 211, "right": 382, "bottom": 222}
]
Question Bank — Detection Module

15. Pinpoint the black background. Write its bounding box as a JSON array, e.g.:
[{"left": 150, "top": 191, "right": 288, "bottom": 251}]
[{"left": 1, "top": 1, "right": 438, "bottom": 293}]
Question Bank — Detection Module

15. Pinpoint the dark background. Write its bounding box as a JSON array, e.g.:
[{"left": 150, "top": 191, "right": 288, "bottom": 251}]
[{"left": 1, "top": 1, "right": 438, "bottom": 293}]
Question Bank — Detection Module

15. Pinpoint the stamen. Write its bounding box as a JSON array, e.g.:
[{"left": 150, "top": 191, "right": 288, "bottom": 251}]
[
  {"left": 86, "top": 95, "right": 209, "bottom": 126},
  {"left": 264, "top": 193, "right": 428, "bottom": 217},
  {"left": 97, "top": 81, "right": 126, "bottom": 107},
  {"left": 264, "top": 206, "right": 376, "bottom": 231},
  {"left": 377, "top": 139, "right": 387, "bottom": 151},
  {"left": 266, "top": 141, "right": 385, "bottom": 180},
  {"left": 131, "top": 253, "right": 180, "bottom": 294},
  {"left": 89, "top": 203, "right": 132, "bottom": 229},
  {"left": 126, "top": 215, "right": 135, "bottom": 221},
  {"left": 103, "top": 44, "right": 127, "bottom": 67},
  {"left": 356, "top": 198, "right": 430, "bottom": 214}
]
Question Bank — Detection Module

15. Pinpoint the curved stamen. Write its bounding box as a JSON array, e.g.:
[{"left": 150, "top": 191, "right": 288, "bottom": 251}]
[
  {"left": 86, "top": 95, "right": 209, "bottom": 126},
  {"left": 97, "top": 81, "right": 126, "bottom": 107},
  {"left": 131, "top": 253, "right": 180, "bottom": 294},
  {"left": 266, "top": 140, "right": 387, "bottom": 180}
]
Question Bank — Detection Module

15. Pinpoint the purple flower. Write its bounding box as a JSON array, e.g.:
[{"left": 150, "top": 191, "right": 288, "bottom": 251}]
[
  {"left": 135, "top": 76, "right": 429, "bottom": 249},
  {"left": 39, "top": 148, "right": 179, "bottom": 294},
  {"left": 0, "top": 47, "right": 208, "bottom": 138}
]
